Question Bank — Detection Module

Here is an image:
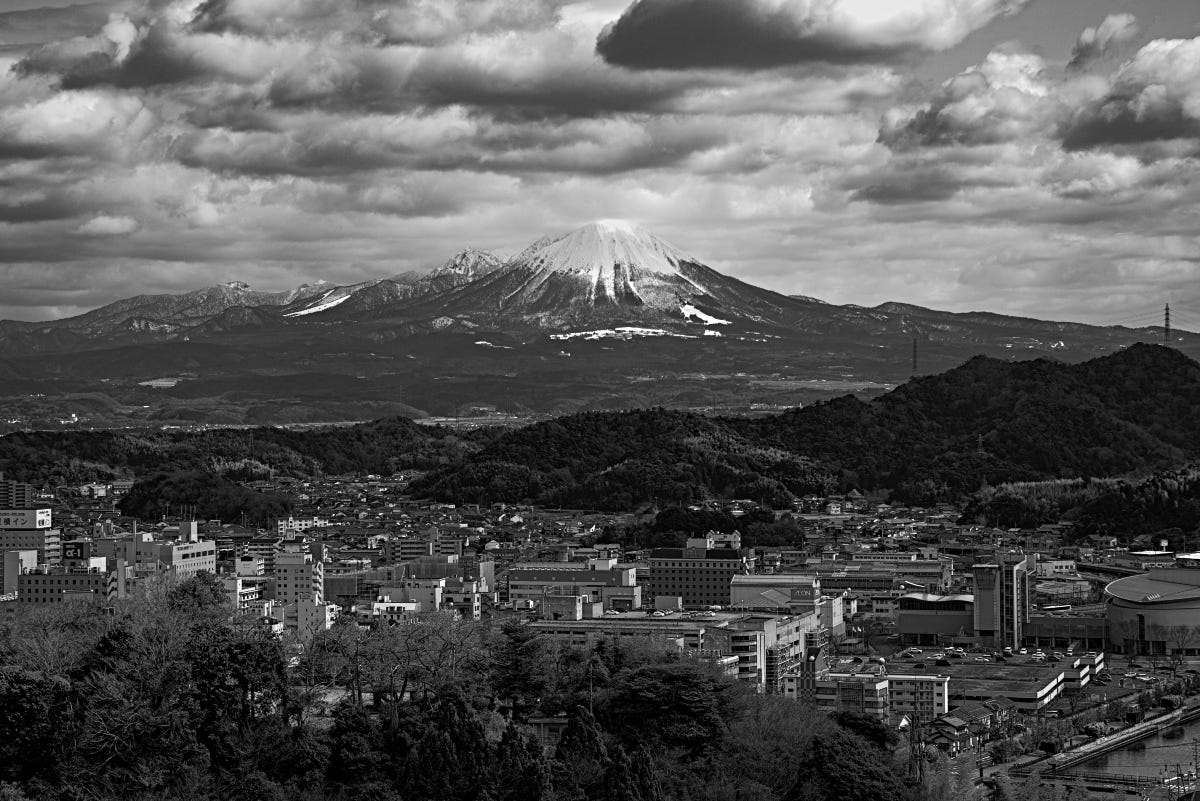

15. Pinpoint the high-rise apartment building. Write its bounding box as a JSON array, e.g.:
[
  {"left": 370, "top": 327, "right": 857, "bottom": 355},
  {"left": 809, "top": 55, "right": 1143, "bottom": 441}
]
[
  {"left": 0, "top": 475, "right": 35, "bottom": 509},
  {"left": 972, "top": 551, "right": 1031, "bottom": 650},
  {"left": 275, "top": 550, "right": 324, "bottom": 607}
]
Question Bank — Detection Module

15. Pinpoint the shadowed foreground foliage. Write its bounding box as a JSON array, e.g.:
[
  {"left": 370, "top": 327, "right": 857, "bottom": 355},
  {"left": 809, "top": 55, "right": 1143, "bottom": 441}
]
[{"left": 0, "top": 577, "right": 978, "bottom": 801}]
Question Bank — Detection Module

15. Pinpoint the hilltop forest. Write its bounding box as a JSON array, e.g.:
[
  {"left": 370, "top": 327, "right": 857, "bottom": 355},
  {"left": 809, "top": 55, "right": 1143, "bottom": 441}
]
[{"left": 5, "top": 345, "right": 1200, "bottom": 532}]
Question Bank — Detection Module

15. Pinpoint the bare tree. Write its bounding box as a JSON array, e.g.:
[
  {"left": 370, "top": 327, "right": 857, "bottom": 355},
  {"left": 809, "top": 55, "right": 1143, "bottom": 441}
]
[
  {"left": 1147, "top": 623, "right": 1169, "bottom": 669},
  {"left": 1164, "top": 625, "right": 1196, "bottom": 673},
  {"left": 1113, "top": 618, "right": 1140, "bottom": 656}
]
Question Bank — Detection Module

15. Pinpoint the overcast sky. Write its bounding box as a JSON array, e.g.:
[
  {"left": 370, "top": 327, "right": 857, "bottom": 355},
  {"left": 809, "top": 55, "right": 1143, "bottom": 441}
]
[{"left": 1, "top": 0, "right": 1198, "bottom": 326}]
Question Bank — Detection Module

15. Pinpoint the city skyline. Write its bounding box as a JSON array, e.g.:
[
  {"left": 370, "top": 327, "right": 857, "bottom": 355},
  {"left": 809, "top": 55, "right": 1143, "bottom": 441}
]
[{"left": 1, "top": 0, "right": 1198, "bottom": 325}]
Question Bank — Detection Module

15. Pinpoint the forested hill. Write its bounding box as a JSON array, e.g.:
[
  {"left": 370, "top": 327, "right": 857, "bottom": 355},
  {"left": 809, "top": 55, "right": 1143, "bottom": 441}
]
[
  {"left": 0, "top": 417, "right": 478, "bottom": 486},
  {"left": 414, "top": 344, "right": 1200, "bottom": 508},
  {"left": 736, "top": 342, "right": 1200, "bottom": 502},
  {"left": 5, "top": 344, "right": 1200, "bottom": 511},
  {"left": 410, "top": 409, "right": 835, "bottom": 510}
]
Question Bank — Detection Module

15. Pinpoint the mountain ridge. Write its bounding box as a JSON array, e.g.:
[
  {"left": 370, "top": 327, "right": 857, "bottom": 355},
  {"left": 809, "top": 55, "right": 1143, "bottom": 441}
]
[
  {"left": 0, "top": 221, "right": 1194, "bottom": 425},
  {"left": 413, "top": 344, "right": 1200, "bottom": 508},
  {"left": 0, "top": 221, "right": 1180, "bottom": 345}
]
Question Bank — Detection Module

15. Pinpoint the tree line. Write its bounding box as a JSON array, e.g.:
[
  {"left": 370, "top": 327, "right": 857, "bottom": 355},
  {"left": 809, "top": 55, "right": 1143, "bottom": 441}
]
[
  {"left": 0, "top": 573, "right": 981, "bottom": 801},
  {"left": 8, "top": 344, "right": 1200, "bottom": 513}
]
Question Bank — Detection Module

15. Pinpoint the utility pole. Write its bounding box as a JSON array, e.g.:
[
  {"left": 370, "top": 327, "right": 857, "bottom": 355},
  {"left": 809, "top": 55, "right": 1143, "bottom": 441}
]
[{"left": 1165, "top": 303, "right": 1172, "bottom": 343}]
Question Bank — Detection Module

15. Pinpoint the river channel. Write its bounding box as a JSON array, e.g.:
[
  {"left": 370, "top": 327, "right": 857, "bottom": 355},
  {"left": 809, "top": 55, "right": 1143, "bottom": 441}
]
[{"left": 1077, "top": 717, "right": 1200, "bottom": 780}]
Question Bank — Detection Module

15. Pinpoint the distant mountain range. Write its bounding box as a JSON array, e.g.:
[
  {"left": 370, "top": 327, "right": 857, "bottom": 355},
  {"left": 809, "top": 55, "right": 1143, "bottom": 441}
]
[{"left": 0, "top": 221, "right": 1193, "bottom": 426}]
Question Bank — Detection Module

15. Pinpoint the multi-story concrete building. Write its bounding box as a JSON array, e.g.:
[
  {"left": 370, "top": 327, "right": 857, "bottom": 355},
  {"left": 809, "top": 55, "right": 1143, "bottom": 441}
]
[
  {"left": 223, "top": 576, "right": 267, "bottom": 614},
  {"left": 0, "top": 477, "right": 35, "bottom": 509},
  {"left": 236, "top": 555, "right": 265, "bottom": 576},
  {"left": 528, "top": 606, "right": 827, "bottom": 693},
  {"left": 408, "top": 554, "right": 496, "bottom": 596},
  {"left": 1033, "top": 558, "right": 1078, "bottom": 578},
  {"left": 385, "top": 536, "right": 436, "bottom": 562},
  {"left": 730, "top": 574, "right": 821, "bottom": 612},
  {"left": 16, "top": 540, "right": 126, "bottom": 605},
  {"left": 784, "top": 664, "right": 950, "bottom": 725},
  {"left": 17, "top": 564, "right": 125, "bottom": 605},
  {"left": 157, "top": 541, "right": 218, "bottom": 580},
  {"left": 276, "top": 550, "right": 324, "bottom": 607},
  {"left": 716, "top": 611, "right": 825, "bottom": 691},
  {"left": 2, "top": 549, "right": 37, "bottom": 594},
  {"left": 1112, "top": 550, "right": 1176, "bottom": 571},
  {"left": 0, "top": 509, "right": 61, "bottom": 567},
  {"left": 507, "top": 557, "right": 640, "bottom": 608},
  {"left": 646, "top": 536, "right": 754, "bottom": 608},
  {"left": 896, "top": 592, "right": 975, "bottom": 646},
  {"left": 973, "top": 551, "right": 1031, "bottom": 650},
  {"left": 275, "top": 551, "right": 337, "bottom": 639},
  {"left": 443, "top": 578, "right": 484, "bottom": 620},
  {"left": 89, "top": 529, "right": 217, "bottom": 581},
  {"left": 528, "top": 613, "right": 709, "bottom": 651},
  {"left": 245, "top": 536, "right": 284, "bottom": 575},
  {"left": 277, "top": 515, "right": 330, "bottom": 537},
  {"left": 886, "top": 674, "right": 952, "bottom": 724},
  {"left": 789, "top": 557, "right": 954, "bottom": 596}
]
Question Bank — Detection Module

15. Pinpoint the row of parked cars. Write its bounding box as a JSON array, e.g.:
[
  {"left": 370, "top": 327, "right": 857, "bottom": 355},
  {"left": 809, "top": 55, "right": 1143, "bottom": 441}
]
[
  {"left": 897, "top": 647, "right": 993, "bottom": 665},
  {"left": 897, "top": 645, "right": 1100, "bottom": 666}
]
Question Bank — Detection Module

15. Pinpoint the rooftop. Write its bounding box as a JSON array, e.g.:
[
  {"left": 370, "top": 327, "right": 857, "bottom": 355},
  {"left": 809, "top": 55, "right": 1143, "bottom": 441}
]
[
  {"left": 1105, "top": 569, "right": 1200, "bottom": 604},
  {"left": 898, "top": 592, "right": 973, "bottom": 603}
]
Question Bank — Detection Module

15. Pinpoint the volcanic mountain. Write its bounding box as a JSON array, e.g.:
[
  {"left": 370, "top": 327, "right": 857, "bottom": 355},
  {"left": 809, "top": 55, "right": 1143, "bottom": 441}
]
[
  {"left": 395, "top": 220, "right": 803, "bottom": 332},
  {"left": 1, "top": 219, "right": 1195, "bottom": 426}
]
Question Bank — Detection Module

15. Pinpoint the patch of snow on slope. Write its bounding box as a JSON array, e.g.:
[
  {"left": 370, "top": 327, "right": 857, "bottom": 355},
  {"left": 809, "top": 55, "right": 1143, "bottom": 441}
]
[
  {"left": 680, "top": 304, "right": 731, "bottom": 325},
  {"left": 550, "top": 327, "right": 698, "bottom": 341},
  {"left": 284, "top": 291, "right": 350, "bottom": 317}
]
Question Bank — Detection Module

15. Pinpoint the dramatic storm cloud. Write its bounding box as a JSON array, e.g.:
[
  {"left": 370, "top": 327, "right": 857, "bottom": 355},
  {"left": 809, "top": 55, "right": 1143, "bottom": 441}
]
[
  {"left": 596, "top": 0, "right": 1032, "bottom": 69},
  {"left": 1062, "top": 37, "right": 1200, "bottom": 153},
  {"left": 1, "top": 0, "right": 1199, "bottom": 326}
]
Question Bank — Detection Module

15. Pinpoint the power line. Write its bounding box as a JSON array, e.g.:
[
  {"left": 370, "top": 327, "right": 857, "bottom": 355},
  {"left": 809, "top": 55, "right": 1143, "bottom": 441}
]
[{"left": 1090, "top": 740, "right": 1200, "bottom": 754}]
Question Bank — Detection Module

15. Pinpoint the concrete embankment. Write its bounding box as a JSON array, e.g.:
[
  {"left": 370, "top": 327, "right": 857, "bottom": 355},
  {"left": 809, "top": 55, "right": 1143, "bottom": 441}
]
[{"left": 1047, "top": 703, "right": 1200, "bottom": 771}]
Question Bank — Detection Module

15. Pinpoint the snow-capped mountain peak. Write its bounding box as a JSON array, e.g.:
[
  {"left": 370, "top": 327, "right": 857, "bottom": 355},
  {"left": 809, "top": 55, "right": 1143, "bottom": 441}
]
[
  {"left": 420, "top": 249, "right": 504, "bottom": 292},
  {"left": 396, "top": 220, "right": 794, "bottom": 329},
  {"left": 510, "top": 220, "right": 695, "bottom": 283}
]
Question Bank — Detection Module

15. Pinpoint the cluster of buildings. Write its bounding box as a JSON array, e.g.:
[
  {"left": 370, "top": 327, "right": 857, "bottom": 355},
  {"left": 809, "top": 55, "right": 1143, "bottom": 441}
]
[{"left": 12, "top": 469, "right": 1200, "bottom": 757}]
